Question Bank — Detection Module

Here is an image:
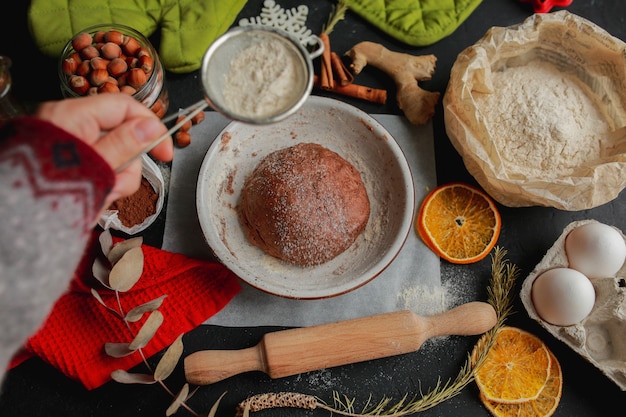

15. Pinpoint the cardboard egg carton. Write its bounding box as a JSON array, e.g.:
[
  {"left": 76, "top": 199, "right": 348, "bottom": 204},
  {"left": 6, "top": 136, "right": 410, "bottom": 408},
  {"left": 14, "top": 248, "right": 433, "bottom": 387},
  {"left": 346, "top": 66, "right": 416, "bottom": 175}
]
[{"left": 520, "top": 219, "right": 626, "bottom": 390}]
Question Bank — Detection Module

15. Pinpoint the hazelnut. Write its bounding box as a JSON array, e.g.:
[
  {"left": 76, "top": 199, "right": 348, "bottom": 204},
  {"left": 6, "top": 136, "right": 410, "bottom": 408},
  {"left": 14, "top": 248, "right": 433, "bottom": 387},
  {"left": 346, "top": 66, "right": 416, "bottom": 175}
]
[
  {"left": 77, "top": 60, "right": 91, "bottom": 77},
  {"left": 104, "top": 30, "right": 124, "bottom": 45},
  {"left": 62, "top": 57, "right": 79, "bottom": 75},
  {"left": 100, "top": 42, "right": 122, "bottom": 59},
  {"left": 174, "top": 131, "right": 192, "bottom": 148},
  {"left": 69, "top": 75, "right": 90, "bottom": 95},
  {"left": 98, "top": 82, "right": 121, "bottom": 94},
  {"left": 136, "top": 47, "right": 150, "bottom": 58},
  {"left": 191, "top": 111, "right": 205, "bottom": 125},
  {"left": 122, "top": 36, "right": 141, "bottom": 56},
  {"left": 176, "top": 115, "right": 192, "bottom": 132},
  {"left": 120, "top": 85, "right": 137, "bottom": 95},
  {"left": 127, "top": 68, "right": 147, "bottom": 89},
  {"left": 90, "top": 56, "right": 109, "bottom": 70},
  {"left": 107, "top": 57, "right": 128, "bottom": 77},
  {"left": 93, "top": 31, "right": 106, "bottom": 43},
  {"left": 80, "top": 45, "right": 100, "bottom": 60},
  {"left": 151, "top": 99, "right": 166, "bottom": 118},
  {"left": 89, "top": 68, "right": 109, "bottom": 87},
  {"left": 138, "top": 55, "right": 153, "bottom": 74},
  {"left": 125, "top": 56, "right": 139, "bottom": 69},
  {"left": 71, "top": 32, "right": 93, "bottom": 51}
]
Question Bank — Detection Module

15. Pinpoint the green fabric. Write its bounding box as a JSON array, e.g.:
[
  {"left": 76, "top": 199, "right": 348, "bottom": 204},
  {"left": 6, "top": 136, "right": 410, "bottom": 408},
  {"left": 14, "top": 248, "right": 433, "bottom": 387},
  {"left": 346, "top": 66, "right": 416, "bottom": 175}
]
[
  {"left": 27, "top": 0, "right": 248, "bottom": 74},
  {"left": 346, "top": 0, "right": 483, "bottom": 46}
]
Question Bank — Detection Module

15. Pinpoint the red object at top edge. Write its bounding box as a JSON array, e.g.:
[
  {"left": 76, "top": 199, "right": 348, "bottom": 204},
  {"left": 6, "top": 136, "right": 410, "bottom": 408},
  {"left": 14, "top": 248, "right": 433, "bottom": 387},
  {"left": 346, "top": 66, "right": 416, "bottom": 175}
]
[{"left": 518, "top": 0, "right": 573, "bottom": 13}]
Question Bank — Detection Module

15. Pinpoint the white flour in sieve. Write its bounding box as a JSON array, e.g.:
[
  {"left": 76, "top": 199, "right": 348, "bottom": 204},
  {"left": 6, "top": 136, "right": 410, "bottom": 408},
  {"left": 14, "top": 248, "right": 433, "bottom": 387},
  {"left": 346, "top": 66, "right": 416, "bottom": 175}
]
[
  {"left": 475, "top": 60, "right": 611, "bottom": 178},
  {"left": 223, "top": 38, "right": 302, "bottom": 119}
]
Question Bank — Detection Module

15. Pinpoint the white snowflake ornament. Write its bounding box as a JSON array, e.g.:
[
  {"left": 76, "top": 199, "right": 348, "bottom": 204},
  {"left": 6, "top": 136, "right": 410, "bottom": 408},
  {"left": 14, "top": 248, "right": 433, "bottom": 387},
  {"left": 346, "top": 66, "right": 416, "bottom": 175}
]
[{"left": 239, "top": 0, "right": 320, "bottom": 50}]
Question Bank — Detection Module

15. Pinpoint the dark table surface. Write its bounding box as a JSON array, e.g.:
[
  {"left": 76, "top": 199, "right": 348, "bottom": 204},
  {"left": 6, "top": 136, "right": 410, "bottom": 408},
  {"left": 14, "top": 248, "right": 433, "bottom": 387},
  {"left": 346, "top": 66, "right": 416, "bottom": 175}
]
[{"left": 2, "top": 0, "right": 626, "bottom": 416}]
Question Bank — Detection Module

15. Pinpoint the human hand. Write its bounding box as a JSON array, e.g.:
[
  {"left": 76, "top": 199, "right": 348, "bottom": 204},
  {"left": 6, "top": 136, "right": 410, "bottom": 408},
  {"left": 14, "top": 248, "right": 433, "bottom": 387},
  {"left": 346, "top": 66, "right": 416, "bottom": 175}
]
[{"left": 35, "top": 94, "right": 174, "bottom": 208}]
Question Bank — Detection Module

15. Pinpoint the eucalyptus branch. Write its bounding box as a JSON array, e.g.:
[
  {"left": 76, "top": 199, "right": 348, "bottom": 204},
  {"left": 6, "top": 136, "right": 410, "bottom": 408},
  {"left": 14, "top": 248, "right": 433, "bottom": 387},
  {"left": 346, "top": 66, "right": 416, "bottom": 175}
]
[{"left": 236, "top": 246, "right": 519, "bottom": 416}]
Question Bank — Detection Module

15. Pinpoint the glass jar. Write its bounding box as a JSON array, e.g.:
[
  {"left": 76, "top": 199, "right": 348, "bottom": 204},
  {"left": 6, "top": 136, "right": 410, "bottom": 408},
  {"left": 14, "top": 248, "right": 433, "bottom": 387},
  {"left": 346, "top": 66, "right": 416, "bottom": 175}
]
[
  {"left": 58, "top": 24, "right": 168, "bottom": 118},
  {"left": 0, "top": 56, "right": 25, "bottom": 121}
]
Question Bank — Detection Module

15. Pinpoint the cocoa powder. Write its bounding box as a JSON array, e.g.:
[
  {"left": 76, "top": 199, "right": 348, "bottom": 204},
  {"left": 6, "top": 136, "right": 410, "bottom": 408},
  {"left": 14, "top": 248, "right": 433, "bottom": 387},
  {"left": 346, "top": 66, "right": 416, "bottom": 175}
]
[{"left": 110, "top": 176, "right": 158, "bottom": 227}]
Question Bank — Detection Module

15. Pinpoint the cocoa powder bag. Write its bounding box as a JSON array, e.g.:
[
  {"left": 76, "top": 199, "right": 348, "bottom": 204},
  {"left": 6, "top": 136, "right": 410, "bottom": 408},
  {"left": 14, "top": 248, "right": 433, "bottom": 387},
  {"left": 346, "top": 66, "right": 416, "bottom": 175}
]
[{"left": 99, "top": 154, "right": 165, "bottom": 234}]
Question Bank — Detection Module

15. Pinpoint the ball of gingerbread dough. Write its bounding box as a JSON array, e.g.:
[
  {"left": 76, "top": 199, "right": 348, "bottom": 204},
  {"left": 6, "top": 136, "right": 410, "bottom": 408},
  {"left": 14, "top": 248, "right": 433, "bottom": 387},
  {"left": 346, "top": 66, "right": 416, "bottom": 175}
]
[{"left": 240, "top": 142, "right": 370, "bottom": 266}]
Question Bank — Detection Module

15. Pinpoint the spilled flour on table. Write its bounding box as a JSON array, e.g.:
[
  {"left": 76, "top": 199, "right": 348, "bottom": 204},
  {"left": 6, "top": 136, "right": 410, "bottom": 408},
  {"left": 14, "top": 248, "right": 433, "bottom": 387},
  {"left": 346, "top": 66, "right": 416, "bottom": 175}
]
[{"left": 398, "top": 276, "right": 473, "bottom": 351}]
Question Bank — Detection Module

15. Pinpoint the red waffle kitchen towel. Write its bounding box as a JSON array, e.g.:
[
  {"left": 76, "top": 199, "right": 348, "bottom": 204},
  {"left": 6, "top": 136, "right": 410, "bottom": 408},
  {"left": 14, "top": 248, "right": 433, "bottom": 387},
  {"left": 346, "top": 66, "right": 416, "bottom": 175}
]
[{"left": 10, "top": 232, "right": 241, "bottom": 390}]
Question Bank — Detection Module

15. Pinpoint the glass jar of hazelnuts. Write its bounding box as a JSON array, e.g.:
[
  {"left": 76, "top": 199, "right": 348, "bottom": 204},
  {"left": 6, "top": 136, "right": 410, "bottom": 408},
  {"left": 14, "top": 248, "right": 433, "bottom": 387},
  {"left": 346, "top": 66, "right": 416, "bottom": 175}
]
[{"left": 58, "top": 24, "right": 169, "bottom": 118}]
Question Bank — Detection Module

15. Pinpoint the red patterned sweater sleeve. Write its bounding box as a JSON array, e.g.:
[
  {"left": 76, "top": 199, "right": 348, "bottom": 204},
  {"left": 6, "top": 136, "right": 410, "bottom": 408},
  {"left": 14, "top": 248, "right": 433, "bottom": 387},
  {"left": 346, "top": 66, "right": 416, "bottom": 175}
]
[{"left": 0, "top": 116, "right": 115, "bottom": 378}]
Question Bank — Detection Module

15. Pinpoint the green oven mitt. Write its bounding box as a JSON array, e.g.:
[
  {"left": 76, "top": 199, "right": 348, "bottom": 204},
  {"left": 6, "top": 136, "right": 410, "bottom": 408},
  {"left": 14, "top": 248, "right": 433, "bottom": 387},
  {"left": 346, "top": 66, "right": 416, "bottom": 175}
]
[
  {"left": 27, "top": 0, "right": 248, "bottom": 74},
  {"left": 346, "top": 0, "right": 483, "bottom": 46}
]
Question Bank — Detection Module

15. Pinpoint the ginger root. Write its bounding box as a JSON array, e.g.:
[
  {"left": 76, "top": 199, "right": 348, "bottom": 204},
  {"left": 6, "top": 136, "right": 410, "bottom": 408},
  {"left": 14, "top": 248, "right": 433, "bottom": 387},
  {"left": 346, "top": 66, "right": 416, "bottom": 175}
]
[{"left": 345, "top": 42, "right": 439, "bottom": 125}]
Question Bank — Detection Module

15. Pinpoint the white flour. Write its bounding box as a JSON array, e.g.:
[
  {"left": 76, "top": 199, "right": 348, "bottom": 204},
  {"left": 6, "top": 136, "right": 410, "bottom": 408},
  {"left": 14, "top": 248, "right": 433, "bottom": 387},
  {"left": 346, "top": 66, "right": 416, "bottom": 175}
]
[
  {"left": 223, "top": 39, "right": 302, "bottom": 119},
  {"left": 475, "top": 60, "right": 611, "bottom": 178}
]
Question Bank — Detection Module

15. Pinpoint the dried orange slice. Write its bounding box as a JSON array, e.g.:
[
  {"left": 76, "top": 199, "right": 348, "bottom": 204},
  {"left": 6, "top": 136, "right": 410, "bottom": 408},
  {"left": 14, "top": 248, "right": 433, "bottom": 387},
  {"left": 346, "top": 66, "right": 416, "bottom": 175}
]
[
  {"left": 472, "top": 326, "right": 552, "bottom": 404},
  {"left": 479, "top": 349, "right": 563, "bottom": 417},
  {"left": 416, "top": 183, "right": 501, "bottom": 264}
]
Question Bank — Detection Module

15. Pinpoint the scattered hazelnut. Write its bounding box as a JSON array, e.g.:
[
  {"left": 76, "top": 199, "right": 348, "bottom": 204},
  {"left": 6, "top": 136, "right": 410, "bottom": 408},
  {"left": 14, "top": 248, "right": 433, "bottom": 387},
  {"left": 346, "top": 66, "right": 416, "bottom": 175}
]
[
  {"left": 191, "top": 111, "right": 205, "bottom": 124},
  {"left": 174, "top": 131, "right": 192, "bottom": 148},
  {"left": 176, "top": 115, "right": 193, "bottom": 132}
]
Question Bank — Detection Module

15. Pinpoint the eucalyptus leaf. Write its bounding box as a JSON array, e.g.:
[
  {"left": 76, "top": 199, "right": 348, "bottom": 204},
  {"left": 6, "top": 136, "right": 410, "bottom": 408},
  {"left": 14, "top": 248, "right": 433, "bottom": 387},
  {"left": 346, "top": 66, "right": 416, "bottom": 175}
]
[
  {"left": 208, "top": 391, "right": 228, "bottom": 417},
  {"left": 129, "top": 310, "right": 163, "bottom": 351},
  {"left": 104, "top": 342, "right": 136, "bottom": 358},
  {"left": 99, "top": 229, "right": 113, "bottom": 257},
  {"left": 166, "top": 383, "right": 189, "bottom": 416},
  {"left": 108, "top": 236, "right": 143, "bottom": 265},
  {"left": 91, "top": 289, "right": 122, "bottom": 319},
  {"left": 111, "top": 369, "right": 156, "bottom": 385},
  {"left": 154, "top": 333, "right": 183, "bottom": 381},
  {"left": 125, "top": 295, "right": 168, "bottom": 322},
  {"left": 109, "top": 246, "right": 144, "bottom": 292},
  {"left": 91, "top": 257, "right": 111, "bottom": 288}
]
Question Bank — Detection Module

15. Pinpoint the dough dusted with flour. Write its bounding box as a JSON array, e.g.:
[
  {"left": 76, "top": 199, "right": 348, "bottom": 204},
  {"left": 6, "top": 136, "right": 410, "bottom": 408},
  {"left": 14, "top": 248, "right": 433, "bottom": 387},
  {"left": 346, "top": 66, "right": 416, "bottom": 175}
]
[{"left": 240, "top": 143, "right": 370, "bottom": 266}]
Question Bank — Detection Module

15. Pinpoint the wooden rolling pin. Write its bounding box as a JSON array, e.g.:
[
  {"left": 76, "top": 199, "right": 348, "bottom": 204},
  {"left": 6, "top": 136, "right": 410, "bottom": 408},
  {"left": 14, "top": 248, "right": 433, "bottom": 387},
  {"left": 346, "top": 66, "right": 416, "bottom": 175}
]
[{"left": 184, "top": 301, "right": 497, "bottom": 385}]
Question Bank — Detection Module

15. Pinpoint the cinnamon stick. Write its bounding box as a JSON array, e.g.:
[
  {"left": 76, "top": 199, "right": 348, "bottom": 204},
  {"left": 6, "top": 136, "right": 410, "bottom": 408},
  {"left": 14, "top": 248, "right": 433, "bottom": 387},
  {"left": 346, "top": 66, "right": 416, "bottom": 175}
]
[
  {"left": 319, "top": 33, "right": 334, "bottom": 90},
  {"left": 313, "top": 75, "right": 387, "bottom": 105},
  {"left": 330, "top": 52, "right": 354, "bottom": 86}
]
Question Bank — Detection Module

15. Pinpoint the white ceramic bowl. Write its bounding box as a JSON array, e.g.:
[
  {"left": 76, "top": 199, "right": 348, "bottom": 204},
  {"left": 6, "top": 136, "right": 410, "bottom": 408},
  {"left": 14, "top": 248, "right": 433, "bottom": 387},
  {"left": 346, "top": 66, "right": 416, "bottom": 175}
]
[{"left": 196, "top": 96, "right": 415, "bottom": 299}]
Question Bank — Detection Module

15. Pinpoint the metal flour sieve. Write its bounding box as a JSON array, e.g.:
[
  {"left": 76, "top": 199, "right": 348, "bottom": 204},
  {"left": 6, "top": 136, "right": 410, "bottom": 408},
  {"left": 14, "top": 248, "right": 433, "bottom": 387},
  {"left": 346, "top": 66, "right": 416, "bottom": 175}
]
[
  {"left": 117, "top": 26, "right": 315, "bottom": 172},
  {"left": 200, "top": 25, "right": 315, "bottom": 124}
]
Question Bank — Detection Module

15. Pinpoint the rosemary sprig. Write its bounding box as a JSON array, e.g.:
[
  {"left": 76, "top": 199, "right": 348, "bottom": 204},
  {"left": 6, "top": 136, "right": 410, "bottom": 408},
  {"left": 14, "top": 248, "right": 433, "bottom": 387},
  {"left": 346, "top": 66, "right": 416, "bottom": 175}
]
[{"left": 237, "top": 247, "right": 520, "bottom": 416}]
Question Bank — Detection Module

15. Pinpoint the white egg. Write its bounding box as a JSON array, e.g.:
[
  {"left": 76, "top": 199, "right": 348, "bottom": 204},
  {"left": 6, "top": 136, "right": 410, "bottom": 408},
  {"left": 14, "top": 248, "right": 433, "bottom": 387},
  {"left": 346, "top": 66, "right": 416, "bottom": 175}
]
[
  {"left": 565, "top": 222, "right": 626, "bottom": 279},
  {"left": 531, "top": 267, "right": 595, "bottom": 326}
]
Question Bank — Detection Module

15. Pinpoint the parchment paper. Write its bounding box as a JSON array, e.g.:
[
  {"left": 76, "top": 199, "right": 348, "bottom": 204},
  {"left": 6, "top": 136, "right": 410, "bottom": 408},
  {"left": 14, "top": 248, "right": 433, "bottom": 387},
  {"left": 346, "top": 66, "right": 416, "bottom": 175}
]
[
  {"left": 162, "top": 110, "right": 440, "bottom": 327},
  {"left": 443, "top": 11, "right": 626, "bottom": 210}
]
